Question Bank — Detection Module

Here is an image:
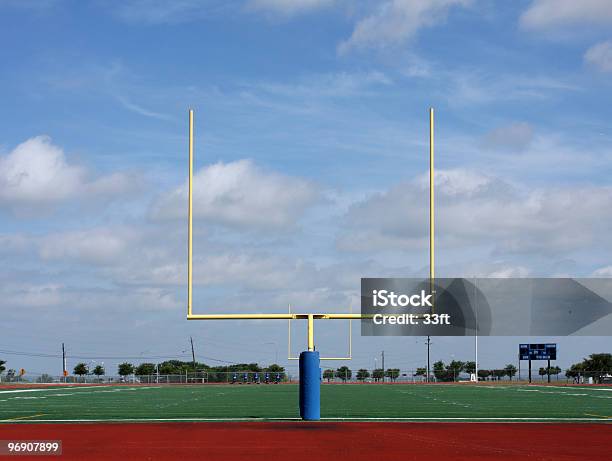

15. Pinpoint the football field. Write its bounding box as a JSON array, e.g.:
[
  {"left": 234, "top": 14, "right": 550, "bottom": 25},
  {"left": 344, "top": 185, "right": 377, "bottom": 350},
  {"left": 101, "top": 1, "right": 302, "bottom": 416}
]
[{"left": 2, "top": 383, "right": 611, "bottom": 422}]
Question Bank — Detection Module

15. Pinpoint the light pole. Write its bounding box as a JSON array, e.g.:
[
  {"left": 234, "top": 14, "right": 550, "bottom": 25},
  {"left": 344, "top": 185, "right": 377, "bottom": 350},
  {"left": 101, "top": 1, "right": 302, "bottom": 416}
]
[
  {"left": 264, "top": 342, "right": 278, "bottom": 364},
  {"left": 374, "top": 357, "right": 378, "bottom": 381}
]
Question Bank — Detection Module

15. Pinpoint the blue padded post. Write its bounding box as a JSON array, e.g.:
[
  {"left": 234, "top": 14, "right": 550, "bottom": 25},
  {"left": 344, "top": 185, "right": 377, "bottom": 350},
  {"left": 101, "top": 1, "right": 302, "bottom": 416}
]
[{"left": 299, "top": 350, "right": 320, "bottom": 421}]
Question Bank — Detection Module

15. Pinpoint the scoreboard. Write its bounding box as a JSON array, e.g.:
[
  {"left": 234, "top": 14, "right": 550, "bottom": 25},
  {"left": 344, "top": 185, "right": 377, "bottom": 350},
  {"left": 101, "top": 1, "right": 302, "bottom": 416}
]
[{"left": 519, "top": 343, "right": 556, "bottom": 361}]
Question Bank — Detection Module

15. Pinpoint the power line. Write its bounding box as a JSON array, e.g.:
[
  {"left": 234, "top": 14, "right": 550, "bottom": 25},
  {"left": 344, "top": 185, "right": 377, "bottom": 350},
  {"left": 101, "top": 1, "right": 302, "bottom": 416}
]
[{"left": 0, "top": 348, "right": 233, "bottom": 363}]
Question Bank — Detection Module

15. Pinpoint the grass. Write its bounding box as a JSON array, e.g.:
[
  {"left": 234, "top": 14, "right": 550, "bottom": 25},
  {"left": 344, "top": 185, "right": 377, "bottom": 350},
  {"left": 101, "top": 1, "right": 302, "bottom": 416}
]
[{"left": 1, "top": 383, "right": 611, "bottom": 423}]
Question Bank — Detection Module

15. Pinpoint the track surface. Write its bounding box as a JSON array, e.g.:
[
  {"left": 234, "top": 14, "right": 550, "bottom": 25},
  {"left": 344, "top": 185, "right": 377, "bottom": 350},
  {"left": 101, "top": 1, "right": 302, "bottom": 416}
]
[{"left": 1, "top": 422, "right": 610, "bottom": 460}]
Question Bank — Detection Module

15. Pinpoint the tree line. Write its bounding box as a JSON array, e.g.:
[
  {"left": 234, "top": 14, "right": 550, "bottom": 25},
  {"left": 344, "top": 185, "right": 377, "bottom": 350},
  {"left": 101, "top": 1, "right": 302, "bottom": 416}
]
[
  {"left": 2, "top": 353, "right": 610, "bottom": 383},
  {"left": 69, "top": 360, "right": 285, "bottom": 382},
  {"left": 565, "top": 353, "right": 612, "bottom": 383}
]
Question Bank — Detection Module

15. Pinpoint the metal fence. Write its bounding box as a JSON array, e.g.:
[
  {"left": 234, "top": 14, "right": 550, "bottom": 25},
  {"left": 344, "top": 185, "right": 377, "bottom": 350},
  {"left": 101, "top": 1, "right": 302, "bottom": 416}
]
[
  {"left": 0, "top": 371, "right": 295, "bottom": 385},
  {"left": 3, "top": 369, "right": 611, "bottom": 385}
]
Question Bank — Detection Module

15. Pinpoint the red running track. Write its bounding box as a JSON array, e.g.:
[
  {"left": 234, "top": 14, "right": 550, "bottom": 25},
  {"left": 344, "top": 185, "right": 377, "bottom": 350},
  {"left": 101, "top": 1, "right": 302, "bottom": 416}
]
[{"left": 0, "top": 422, "right": 610, "bottom": 460}]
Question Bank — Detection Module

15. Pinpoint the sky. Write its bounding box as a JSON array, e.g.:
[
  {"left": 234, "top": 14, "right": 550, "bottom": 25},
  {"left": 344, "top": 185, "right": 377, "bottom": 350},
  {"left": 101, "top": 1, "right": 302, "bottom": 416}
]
[{"left": 1, "top": 0, "right": 611, "bottom": 377}]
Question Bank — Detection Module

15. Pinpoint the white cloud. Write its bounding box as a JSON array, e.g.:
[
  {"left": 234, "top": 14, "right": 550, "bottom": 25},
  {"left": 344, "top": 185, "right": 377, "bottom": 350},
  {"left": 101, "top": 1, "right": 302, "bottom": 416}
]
[
  {"left": 112, "top": 0, "right": 221, "bottom": 25},
  {"left": 246, "top": 0, "right": 334, "bottom": 16},
  {"left": 520, "top": 0, "right": 612, "bottom": 30},
  {"left": 255, "top": 71, "right": 392, "bottom": 99},
  {"left": 483, "top": 122, "right": 534, "bottom": 152},
  {"left": 338, "top": 169, "right": 612, "bottom": 257},
  {"left": 584, "top": 40, "right": 612, "bottom": 73},
  {"left": 444, "top": 71, "right": 581, "bottom": 106},
  {"left": 0, "top": 136, "right": 136, "bottom": 213},
  {"left": 113, "top": 0, "right": 332, "bottom": 24},
  {"left": 338, "top": 0, "right": 471, "bottom": 54},
  {"left": 114, "top": 93, "right": 171, "bottom": 120},
  {"left": 39, "top": 228, "right": 137, "bottom": 265},
  {"left": 152, "top": 159, "right": 320, "bottom": 229},
  {"left": 486, "top": 266, "right": 531, "bottom": 278},
  {"left": 0, "top": 136, "right": 84, "bottom": 205},
  {"left": 592, "top": 266, "right": 612, "bottom": 277},
  {"left": 3, "top": 283, "right": 64, "bottom": 308},
  {"left": 0, "top": 281, "right": 177, "bottom": 311}
]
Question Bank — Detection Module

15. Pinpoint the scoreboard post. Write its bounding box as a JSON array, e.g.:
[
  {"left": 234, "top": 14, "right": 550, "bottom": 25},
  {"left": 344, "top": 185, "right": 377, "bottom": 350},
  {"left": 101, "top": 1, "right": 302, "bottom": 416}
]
[{"left": 519, "top": 343, "right": 557, "bottom": 383}]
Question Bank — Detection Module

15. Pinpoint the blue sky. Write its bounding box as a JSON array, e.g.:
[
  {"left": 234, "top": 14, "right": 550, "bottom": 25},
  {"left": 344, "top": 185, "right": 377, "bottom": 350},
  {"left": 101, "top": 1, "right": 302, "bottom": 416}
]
[{"left": 1, "top": 0, "right": 611, "bottom": 377}]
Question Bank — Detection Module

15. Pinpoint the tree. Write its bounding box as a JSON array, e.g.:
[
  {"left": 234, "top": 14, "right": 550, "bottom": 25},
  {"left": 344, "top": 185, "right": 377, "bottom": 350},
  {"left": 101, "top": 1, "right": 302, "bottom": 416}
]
[
  {"left": 464, "top": 361, "right": 476, "bottom": 375},
  {"left": 118, "top": 362, "right": 134, "bottom": 377},
  {"left": 582, "top": 353, "right": 612, "bottom": 383},
  {"left": 538, "top": 367, "right": 548, "bottom": 380},
  {"left": 565, "top": 363, "right": 584, "bottom": 381},
  {"left": 549, "top": 366, "right": 561, "bottom": 380},
  {"left": 323, "top": 369, "right": 334, "bottom": 382},
  {"left": 386, "top": 368, "right": 400, "bottom": 382},
  {"left": 335, "top": 366, "right": 352, "bottom": 382},
  {"left": 0, "top": 360, "right": 6, "bottom": 375},
  {"left": 504, "top": 364, "right": 517, "bottom": 381},
  {"left": 447, "top": 360, "right": 465, "bottom": 381},
  {"left": 73, "top": 363, "right": 88, "bottom": 381},
  {"left": 92, "top": 365, "right": 105, "bottom": 380},
  {"left": 414, "top": 368, "right": 427, "bottom": 377},
  {"left": 566, "top": 354, "right": 612, "bottom": 384},
  {"left": 372, "top": 368, "right": 384, "bottom": 382},
  {"left": 433, "top": 360, "right": 446, "bottom": 381},
  {"left": 267, "top": 364, "right": 285, "bottom": 373},
  {"left": 492, "top": 369, "right": 506, "bottom": 381},
  {"left": 135, "top": 363, "right": 156, "bottom": 376},
  {"left": 356, "top": 369, "right": 370, "bottom": 381},
  {"left": 477, "top": 369, "right": 490, "bottom": 381}
]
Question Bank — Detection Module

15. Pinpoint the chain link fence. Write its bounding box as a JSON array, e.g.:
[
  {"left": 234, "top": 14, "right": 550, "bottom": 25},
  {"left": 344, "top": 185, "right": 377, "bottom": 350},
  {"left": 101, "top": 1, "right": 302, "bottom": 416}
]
[{"left": 3, "top": 369, "right": 611, "bottom": 385}]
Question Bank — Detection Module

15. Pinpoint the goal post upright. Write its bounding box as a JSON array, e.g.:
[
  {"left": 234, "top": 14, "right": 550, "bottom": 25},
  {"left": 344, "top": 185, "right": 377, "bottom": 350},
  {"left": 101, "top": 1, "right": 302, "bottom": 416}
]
[{"left": 187, "top": 108, "right": 194, "bottom": 318}]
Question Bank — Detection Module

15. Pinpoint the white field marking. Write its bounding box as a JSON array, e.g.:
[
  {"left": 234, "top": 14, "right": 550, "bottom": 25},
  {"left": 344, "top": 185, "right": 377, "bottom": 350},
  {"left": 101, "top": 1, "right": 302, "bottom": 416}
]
[
  {"left": 0, "top": 388, "right": 76, "bottom": 395},
  {"left": 0, "top": 385, "right": 159, "bottom": 395},
  {"left": 0, "top": 417, "right": 610, "bottom": 423},
  {"left": 539, "top": 386, "right": 612, "bottom": 392},
  {"left": 4, "top": 387, "right": 159, "bottom": 401},
  {"left": 53, "top": 387, "right": 159, "bottom": 396},
  {"left": 518, "top": 389, "right": 589, "bottom": 396},
  {"left": 0, "top": 385, "right": 124, "bottom": 395}
]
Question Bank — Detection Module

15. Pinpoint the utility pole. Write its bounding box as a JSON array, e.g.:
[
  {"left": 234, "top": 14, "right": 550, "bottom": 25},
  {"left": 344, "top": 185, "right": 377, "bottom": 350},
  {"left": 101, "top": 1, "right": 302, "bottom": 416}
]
[
  {"left": 62, "top": 343, "right": 66, "bottom": 383},
  {"left": 528, "top": 357, "right": 532, "bottom": 383},
  {"left": 428, "top": 108, "right": 434, "bottom": 385},
  {"left": 426, "top": 336, "right": 431, "bottom": 383},
  {"left": 381, "top": 351, "right": 385, "bottom": 382},
  {"left": 190, "top": 336, "right": 196, "bottom": 372}
]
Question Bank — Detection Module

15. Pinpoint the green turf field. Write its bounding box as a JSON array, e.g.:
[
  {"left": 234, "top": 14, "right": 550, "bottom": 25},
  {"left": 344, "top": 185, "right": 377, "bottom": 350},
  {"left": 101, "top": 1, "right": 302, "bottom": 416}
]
[{"left": 1, "top": 384, "right": 611, "bottom": 423}]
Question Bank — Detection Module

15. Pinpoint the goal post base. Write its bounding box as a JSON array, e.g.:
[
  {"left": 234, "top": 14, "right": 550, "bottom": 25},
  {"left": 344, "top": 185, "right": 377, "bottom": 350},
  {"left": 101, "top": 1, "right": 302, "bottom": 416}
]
[{"left": 299, "top": 351, "right": 320, "bottom": 421}]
